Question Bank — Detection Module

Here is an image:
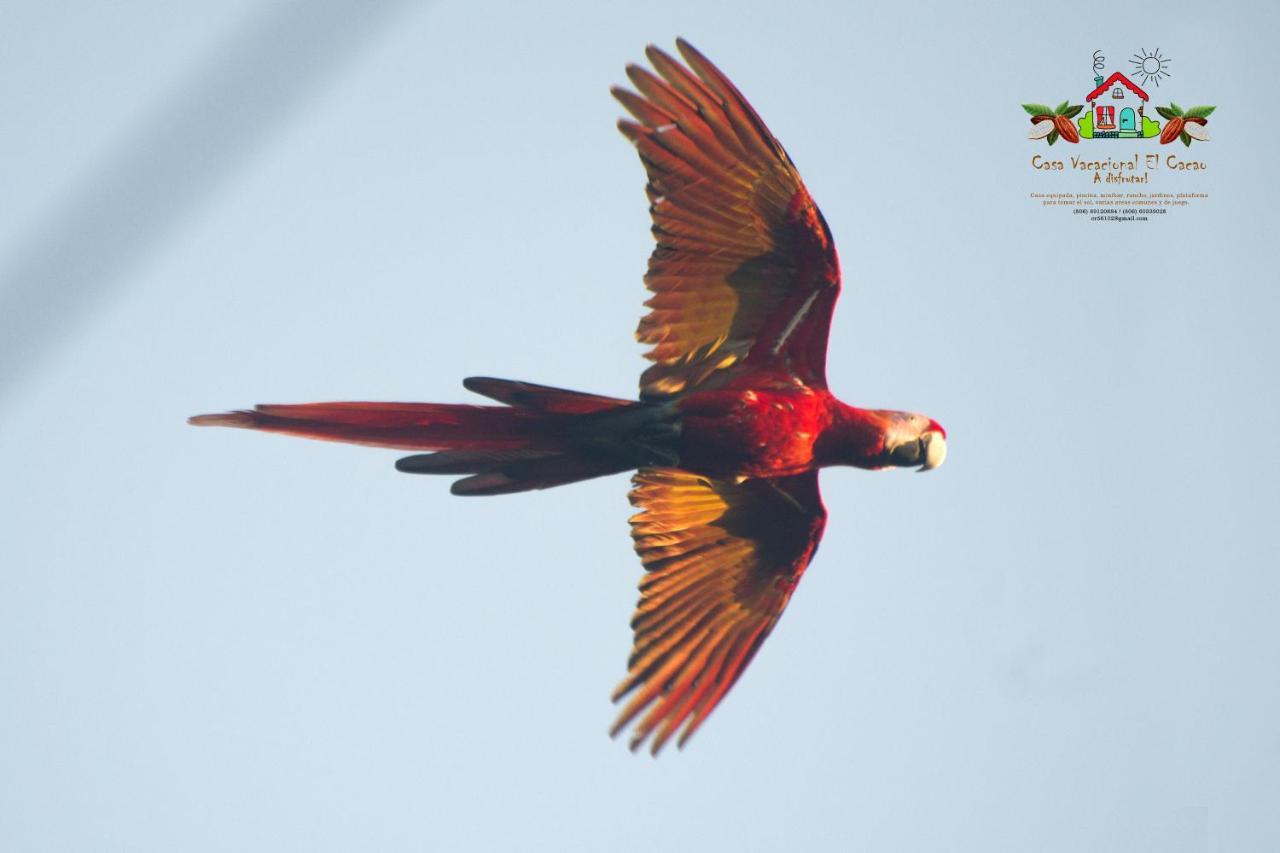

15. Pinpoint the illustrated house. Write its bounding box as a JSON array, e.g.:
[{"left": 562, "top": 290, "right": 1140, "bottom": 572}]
[{"left": 1086, "top": 71, "right": 1149, "bottom": 138}]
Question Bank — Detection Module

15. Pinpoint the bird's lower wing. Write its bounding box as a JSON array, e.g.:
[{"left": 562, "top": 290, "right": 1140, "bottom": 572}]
[{"left": 613, "top": 467, "right": 827, "bottom": 753}]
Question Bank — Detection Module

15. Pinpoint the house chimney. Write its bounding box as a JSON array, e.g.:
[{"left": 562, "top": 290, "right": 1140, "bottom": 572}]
[{"left": 1094, "top": 74, "right": 1104, "bottom": 87}]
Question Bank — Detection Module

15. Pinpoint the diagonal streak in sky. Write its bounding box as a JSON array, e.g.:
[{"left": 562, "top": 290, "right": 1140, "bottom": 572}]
[{"left": 0, "top": 0, "right": 415, "bottom": 406}]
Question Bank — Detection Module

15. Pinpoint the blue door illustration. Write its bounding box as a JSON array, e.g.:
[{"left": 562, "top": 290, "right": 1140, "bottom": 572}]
[{"left": 1119, "top": 107, "right": 1136, "bottom": 133}]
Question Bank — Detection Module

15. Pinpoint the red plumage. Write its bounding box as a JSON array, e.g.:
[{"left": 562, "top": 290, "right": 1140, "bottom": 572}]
[
  {"left": 191, "top": 39, "right": 945, "bottom": 754},
  {"left": 189, "top": 401, "right": 571, "bottom": 451}
]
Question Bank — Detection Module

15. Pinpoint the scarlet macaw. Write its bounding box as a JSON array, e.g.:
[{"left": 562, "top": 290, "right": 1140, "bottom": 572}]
[{"left": 191, "top": 40, "right": 947, "bottom": 754}]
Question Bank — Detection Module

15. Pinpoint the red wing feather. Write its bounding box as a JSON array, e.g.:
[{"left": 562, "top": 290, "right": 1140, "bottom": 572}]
[
  {"left": 615, "top": 39, "right": 842, "bottom": 400},
  {"left": 613, "top": 468, "right": 827, "bottom": 753}
]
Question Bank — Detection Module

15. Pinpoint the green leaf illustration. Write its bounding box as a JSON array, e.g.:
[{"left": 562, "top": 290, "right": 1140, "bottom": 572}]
[
  {"left": 1181, "top": 131, "right": 1192, "bottom": 147},
  {"left": 1023, "top": 103, "right": 1054, "bottom": 116},
  {"left": 1048, "top": 130, "right": 1059, "bottom": 145},
  {"left": 1055, "top": 100, "right": 1070, "bottom": 114},
  {"left": 1185, "top": 105, "right": 1217, "bottom": 118},
  {"left": 1169, "top": 102, "right": 1184, "bottom": 116},
  {"left": 1061, "top": 105, "right": 1083, "bottom": 119},
  {"left": 1155, "top": 106, "right": 1178, "bottom": 120}
]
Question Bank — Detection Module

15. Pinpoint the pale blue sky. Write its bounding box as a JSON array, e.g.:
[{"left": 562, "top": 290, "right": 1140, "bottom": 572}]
[{"left": 2, "top": 1, "right": 1278, "bottom": 851}]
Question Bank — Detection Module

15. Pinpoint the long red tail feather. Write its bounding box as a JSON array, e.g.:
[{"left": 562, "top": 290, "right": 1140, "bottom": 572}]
[
  {"left": 189, "top": 401, "right": 570, "bottom": 451},
  {"left": 189, "top": 378, "right": 651, "bottom": 494}
]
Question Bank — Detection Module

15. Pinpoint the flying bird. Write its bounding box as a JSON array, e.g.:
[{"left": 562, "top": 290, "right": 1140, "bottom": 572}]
[{"left": 191, "top": 39, "right": 947, "bottom": 754}]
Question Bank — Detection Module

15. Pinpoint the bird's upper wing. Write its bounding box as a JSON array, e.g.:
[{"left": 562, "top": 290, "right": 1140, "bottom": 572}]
[
  {"left": 613, "top": 467, "right": 827, "bottom": 753},
  {"left": 614, "top": 39, "right": 842, "bottom": 401}
]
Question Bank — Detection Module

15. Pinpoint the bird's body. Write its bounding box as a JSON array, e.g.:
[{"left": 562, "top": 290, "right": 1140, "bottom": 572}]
[
  {"left": 676, "top": 381, "right": 944, "bottom": 477},
  {"left": 191, "top": 39, "right": 946, "bottom": 753},
  {"left": 679, "top": 383, "right": 828, "bottom": 478}
]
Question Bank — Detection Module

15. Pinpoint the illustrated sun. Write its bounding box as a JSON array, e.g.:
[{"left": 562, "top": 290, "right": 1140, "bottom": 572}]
[{"left": 1130, "top": 48, "right": 1172, "bottom": 87}]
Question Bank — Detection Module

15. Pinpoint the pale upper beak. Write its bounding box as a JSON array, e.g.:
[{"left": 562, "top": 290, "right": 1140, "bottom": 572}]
[{"left": 918, "top": 430, "right": 947, "bottom": 472}]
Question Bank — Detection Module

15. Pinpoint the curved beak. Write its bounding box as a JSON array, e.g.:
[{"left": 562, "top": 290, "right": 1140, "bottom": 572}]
[{"left": 917, "top": 430, "right": 947, "bottom": 472}]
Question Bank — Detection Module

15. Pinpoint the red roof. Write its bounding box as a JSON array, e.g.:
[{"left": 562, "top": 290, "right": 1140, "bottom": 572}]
[{"left": 1086, "top": 71, "right": 1149, "bottom": 102}]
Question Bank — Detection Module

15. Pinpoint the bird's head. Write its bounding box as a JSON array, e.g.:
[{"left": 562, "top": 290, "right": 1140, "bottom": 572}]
[{"left": 881, "top": 411, "right": 948, "bottom": 472}]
